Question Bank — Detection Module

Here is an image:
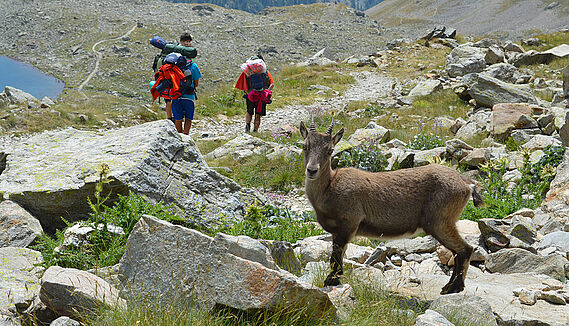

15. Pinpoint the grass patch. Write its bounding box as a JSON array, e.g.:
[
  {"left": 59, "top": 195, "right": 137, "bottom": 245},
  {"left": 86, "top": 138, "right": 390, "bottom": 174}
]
[
  {"left": 196, "top": 83, "right": 246, "bottom": 118},
  {"left": 211, "top": 153, "right": 305, "bottom": 192},
  {"left": 195, "top": 138, "right": 230, "bottom": 156},
  {"left": 363, "top": 89, "right": 470, "bottom": 144},
  {"left": 273, "top": 64, "right": 355, "bottom": 108},
  {"left": 525, "top": 29, "right": 569, "bottom": 51},
  {"left": 210, "top": 203, "right": 324, "bottom": 244},
  {"left": 382, "top": 43, "right": 450, "bottom": 81}
]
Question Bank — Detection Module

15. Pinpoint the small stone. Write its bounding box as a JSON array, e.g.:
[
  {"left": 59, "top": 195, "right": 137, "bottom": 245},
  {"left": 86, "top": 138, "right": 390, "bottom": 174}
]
[
  {"left": 539, "top": 291, "right": 567, "bottom": 305},
  {"left": 542, "top": 278, "right": 564, "bottom": 291},
  {"left": 519, "top": 289, "right": 538, "bottom": 305}
]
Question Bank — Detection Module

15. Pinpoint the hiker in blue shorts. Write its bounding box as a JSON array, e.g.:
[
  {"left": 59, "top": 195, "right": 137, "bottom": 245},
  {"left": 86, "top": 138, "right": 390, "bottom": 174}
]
[{"left": 172, "top": 40, "right": 202, "bottom": 134}]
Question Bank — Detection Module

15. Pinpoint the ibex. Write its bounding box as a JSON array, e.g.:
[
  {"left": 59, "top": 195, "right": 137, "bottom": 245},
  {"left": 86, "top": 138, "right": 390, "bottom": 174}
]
[{"left": 300, "top": 121, "right": 483, "bottom": 294}]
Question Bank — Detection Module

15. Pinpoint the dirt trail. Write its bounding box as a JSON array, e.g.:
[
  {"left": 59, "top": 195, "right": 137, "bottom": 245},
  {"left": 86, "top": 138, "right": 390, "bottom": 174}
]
[
  {"left": 78, "top": 24, "right": 138, "bottom": 95},
  {"left": 190, "top": 70, "right": 397, "bottom": 138}
]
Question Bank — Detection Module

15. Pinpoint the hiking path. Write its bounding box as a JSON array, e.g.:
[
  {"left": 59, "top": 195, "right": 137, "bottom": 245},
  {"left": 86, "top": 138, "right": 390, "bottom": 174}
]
[{"left": 190, "top": 70, "right": 397, "bottom": 138}]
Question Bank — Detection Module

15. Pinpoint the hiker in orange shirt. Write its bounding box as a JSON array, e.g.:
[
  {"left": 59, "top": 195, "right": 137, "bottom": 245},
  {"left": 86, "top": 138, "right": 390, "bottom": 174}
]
[{"left": 235, "top": 55, "right": 274, "bottom": 132}]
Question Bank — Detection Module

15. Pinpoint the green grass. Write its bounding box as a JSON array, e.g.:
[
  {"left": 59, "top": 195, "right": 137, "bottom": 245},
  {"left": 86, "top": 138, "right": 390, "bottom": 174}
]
[
  {"left": 211, "top": 153, "right": 305, "bottom": 192},
  {"left": 196, "top": 83, "right": 247, "bottom": 118},
  {"left": 273, "top": 64, "right": 355, "bottom": 108},
  {"left": 216, "top": 203, "right": 324, "bottom": 243},
  {"left": 32, "top": 191, "right": 176, "bottom": 270},
  {"left": 195, "top": 138, "right": 230, "bottom": 156},
  {"left": 460, "top": 145, "right": 565, "bottom": 221},
  {"left": 382, "top": 42, "right": 450, "bottom": 81},
  {"left": 85, "top": 269, "right": 433, "bottom": 326}
]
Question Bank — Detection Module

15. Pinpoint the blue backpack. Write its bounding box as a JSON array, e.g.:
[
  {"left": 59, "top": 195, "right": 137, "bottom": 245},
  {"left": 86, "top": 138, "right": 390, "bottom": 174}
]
[{"left": 248, "top": 72, "right": 269, "bottom": 91}]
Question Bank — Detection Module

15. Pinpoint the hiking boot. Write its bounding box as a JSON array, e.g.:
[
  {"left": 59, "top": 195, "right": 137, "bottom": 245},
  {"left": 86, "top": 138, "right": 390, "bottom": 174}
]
[{"left": 245, "top": 123, "right": 251, "bottom": 132}]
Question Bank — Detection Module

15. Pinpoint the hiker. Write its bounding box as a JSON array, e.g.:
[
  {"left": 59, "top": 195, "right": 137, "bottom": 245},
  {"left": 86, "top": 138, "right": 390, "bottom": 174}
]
[
  {"left": 150, "top": 33, "right": 197, "bottom": 122},
  {"left": 172, "top": 46, "right": 202, "bottom": 135},
  {"left": 235, "top": 55, "right": 274, "bottom": 132}
]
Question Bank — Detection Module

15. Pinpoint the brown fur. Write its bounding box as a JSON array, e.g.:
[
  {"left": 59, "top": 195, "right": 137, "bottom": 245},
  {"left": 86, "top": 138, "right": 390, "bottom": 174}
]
[{"left": 300, "top": 122, "right": 483, "bottom": 294}]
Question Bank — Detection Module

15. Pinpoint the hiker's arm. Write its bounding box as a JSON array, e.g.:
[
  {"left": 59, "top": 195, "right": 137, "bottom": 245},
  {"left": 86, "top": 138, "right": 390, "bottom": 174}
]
[
  {"left": 268, "top": 83, "right": 274, "bottom": 90},
  {"left": 194, "top": 79, "right": 199, "bottom": 88}
]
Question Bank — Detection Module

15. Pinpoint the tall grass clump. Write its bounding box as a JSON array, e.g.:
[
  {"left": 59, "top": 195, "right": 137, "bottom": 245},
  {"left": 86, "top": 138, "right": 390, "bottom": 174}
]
[
  {"left": 210, "top": 203, "right": 324, "bottom": 243},
  {"left": 88, "top": 295, "right": 333, "bottom": 326},
  {"left": 342, "top": 275, "right": 424, "bottom": 326},
  {"left": 32, "top": 191, "right": 176, "bottom": 270},
  {"left": 461, "top": 145, "right": 565, "bottom": 221},
  {"left": 275, "top": 64, "right": 355, "bottom": 107}
]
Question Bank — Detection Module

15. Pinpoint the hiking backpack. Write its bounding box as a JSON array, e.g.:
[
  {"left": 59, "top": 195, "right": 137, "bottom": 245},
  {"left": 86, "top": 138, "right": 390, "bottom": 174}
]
[
  {"left": 241, "top": 58, "right": 269, "bottom": 91},
  {"left": 150, "top": 36, "right": 197, "bottom": 72}
]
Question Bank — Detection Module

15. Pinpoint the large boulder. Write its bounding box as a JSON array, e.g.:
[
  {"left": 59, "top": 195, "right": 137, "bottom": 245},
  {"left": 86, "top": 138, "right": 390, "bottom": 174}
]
[
  {"left": 0, "top": 200, "right": 43, "bottom": 248},
  {"left": 346, "top": 122, "right": 390, "bottom": 146},
  {"left": 490, "top": 103, "right": 535, "bottom": 140},
  {"left": 1, "top": 87, "right": 37, "bottom": 105},
  {"left": 407, "top": 79, "right": 442, "bottom": 98},
  {"left": 465, "top": 73, "right": 538, "bottom": 108},
  {"left": 0, "top": 120, "right": 251, "bottom": 232},
  {"left": 430, "top": 294, "right": 497, "bottom": 326},
  {"left": 536, "top": 231, "right": 569, "bottom": 253},
  {"left": 481, "top": 63, "right": 521, "bottom": 83},
  {"left": 203, "top": 133, "right": 301, "bottom": 161},
  {"left": 118, "top": 215, "right": 334, "bottom": 319},
  {"left": 445, "top": 44, "right": 487, "bottom": 78}
]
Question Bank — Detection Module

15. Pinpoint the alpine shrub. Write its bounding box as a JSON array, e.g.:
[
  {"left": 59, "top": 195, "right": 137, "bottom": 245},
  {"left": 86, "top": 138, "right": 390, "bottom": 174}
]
[{"left": 337, "top": 139, "right": 388, "bottom": 172}]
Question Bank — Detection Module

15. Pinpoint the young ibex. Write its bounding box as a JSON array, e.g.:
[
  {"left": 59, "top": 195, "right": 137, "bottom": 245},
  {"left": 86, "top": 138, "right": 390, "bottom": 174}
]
[{"left": 300, "top": 121, "right": 483, "bottom": 294}]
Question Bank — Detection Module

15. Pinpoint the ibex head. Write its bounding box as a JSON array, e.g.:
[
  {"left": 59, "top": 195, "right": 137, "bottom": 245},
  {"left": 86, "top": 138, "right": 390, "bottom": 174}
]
[{"left": 300, "top": 120, "right": 344, "bottom": 180}]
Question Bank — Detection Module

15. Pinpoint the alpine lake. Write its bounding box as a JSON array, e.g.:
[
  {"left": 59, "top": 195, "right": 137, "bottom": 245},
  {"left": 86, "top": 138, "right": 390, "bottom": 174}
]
[{"left": 0, "top": 55, "right": 64, "bottom": 100}]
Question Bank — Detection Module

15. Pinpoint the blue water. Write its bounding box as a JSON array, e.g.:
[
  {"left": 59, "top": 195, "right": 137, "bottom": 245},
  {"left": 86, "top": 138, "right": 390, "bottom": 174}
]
[{"left": 0, "top": 55, "right": 65, "bottom": 99}]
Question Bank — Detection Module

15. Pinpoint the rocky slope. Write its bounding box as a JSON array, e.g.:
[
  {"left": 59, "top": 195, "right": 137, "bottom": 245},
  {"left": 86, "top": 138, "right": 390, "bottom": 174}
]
[{"left": 366, "top": 0, "right": 569, "bottom": 40}]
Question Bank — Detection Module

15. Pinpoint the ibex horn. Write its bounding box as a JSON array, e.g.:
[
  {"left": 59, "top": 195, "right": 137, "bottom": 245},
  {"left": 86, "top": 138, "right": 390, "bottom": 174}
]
[
  {"left": 326, "top": 119, "right": 334, "bottom": 135},
  {"left": 310, "top": 116, "right": 316, "bottom": 132}
]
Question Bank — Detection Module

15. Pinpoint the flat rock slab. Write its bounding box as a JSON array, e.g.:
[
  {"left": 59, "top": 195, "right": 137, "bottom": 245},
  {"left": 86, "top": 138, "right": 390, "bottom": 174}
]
[
  {"left": 0, "top": 120, "right": 250, "bottom": 232},
  {"left": 386, "top": 269, "right": 569, "bottom": 326},
  {"left": 0, "top": 247, "right": 43, "bottom": 316}
]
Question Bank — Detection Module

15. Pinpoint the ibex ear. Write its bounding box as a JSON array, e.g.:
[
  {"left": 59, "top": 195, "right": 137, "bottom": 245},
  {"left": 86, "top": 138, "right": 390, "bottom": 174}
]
[
  {"left": 332, "top": 127, "right": 344, "bottom": 145},
  {"left": 300, "top": 121, "right": 308, "bottom": 139}
]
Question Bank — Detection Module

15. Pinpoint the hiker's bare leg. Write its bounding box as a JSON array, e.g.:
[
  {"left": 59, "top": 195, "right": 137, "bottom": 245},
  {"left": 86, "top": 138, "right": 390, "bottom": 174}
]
[
  {"left": 253, "top": 114, "right": 261, "bottom": 131},
  {"left": 246, "top": 112, "right": 253, "bottom": 124},
  {"left": 166, "top": 101, "right": 173, "bottom": 120},
  {"left": 183, "top": 119, "right": 192, "bottom": 135},
  {"left": 174, "top": 120, "right": 183, "bottom": 133}
]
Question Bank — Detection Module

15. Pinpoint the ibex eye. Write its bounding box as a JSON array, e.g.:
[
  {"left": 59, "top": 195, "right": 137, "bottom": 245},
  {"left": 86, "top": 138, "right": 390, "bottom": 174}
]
[
  {"left": 328, "top": 148, "right": 333, "bottom": 155},
  {"left": 302, "top": 145, "right": 307, "bottom": 150}
]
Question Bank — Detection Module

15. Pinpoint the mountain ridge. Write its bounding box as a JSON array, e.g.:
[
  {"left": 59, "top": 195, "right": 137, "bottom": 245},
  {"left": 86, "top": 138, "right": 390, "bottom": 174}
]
[{"left": 366, "top": 0, "right": 569, "bottom": 39}]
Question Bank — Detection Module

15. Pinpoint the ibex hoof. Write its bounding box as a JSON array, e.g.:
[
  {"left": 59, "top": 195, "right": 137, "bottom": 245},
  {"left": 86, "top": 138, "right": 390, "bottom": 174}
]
[
  {"left": 440, "top": 281, "right": 464, "bottom": 294},
  {"left": 323, "top": 275, "right": 341, "bottom": 287}
]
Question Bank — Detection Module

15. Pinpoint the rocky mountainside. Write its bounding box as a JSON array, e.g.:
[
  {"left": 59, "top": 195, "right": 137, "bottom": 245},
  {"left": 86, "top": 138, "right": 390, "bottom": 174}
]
[
  {"left": 366, "top": 0, "right": 569, "bottom": 39},
  {"left": 0, "top": 0, "right": 389, "bottom": 96},
  {"left": 166, "top": 0, "right": 383, "bottom": 13}
]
